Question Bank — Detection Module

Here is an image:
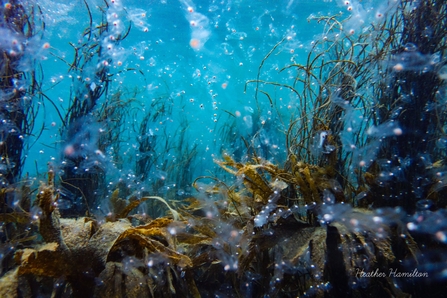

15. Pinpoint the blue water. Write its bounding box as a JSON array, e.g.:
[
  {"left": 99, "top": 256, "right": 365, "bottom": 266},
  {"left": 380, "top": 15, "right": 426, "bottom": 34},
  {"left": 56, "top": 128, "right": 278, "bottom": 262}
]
[
  {"left": 27, "top": 0, "right": 338, "bottom": 181},
  {"left": 3, "top": 0, "right": 447, "bottom": 296}
]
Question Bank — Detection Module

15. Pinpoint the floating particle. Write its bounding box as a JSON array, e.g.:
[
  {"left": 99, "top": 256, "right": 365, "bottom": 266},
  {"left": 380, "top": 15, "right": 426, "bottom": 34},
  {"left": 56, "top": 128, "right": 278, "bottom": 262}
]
[
  {"left": 407, "top": 222, "right": 417, "bottom": 231},
  {"left": 323, "top": 214, "right": 333, "bottom": 222},
  {"left": 436, "top": 231, "right": 446, "bottom": 243},
  {"left": 393, "top": 127, "right": 403, "bottom": 136},
  {"left": 190, "top": 39, "right": 200, "bottom": 49},
  {"left": 393, "top": 63, "right": 404, "bottom": 72},
  {"left": 416, "top": 199, "right": 433, "bottom": 211},
  {"left": 64, "top": 145, "right": 75, "bottom": 156}
]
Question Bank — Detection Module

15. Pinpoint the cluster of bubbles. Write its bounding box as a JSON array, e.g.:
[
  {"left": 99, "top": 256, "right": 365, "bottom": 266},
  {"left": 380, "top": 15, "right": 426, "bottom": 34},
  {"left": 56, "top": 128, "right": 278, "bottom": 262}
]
[
  {"left": 338, "top": 0, "right": 400, "bottom": 36},
  {"left": 180, "top": 0, "right": 211, "bottom": 51},
  {"left": 3, "top": 1, "right": 447, "bottom": 296},
  {"left": 330, "top": 91, "right": 403, "bottom": 171}
]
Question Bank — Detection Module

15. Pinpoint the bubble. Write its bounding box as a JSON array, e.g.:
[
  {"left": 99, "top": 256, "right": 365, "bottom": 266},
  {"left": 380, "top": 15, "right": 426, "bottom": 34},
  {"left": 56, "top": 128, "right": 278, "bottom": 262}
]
[
  {"left": 393, "top": 127, "right": 403, "bottom": 136},
  {"left": 435, "top": 231, "right": 447, "bottom": 243},
  {"left": 242, "top": 115, "right": 253, "bottom": 130},
  {"left": 127, "top": 8, "right": 150, "bottom": 32},
  {"left": 389, "top": 51, "right": 435, "bottom": 73},
  {"left": 404, "top": 43, "right": 417, "bottom": 52},
  {"left": 221, "top": 42, "right": 234, "bottom": 55},
  {"left": 407, "top": 222, "right": 417, "bottom": 231},
  {"left": 436, "top": 136, "right": 447, "bottom": 148},
  {"left": 416, "top": 199, "right": 433, "bottom": 211},
  {"left": 0, "top": 28, "right": 24, "bottom": 54},
  {"left": 438, "top": 65, "right": 447, "bottom": 80},
  {"left": 30, "top": 206, "right": 43, "bottom": 221},
  {"left": 393, "top": 63, "right": 404, "bottom": 71},
  {"left": 254, "top": 214, "right": 268, "bottom": 227},
  {"left": 152, "top": 169, "right": 167, "bottom": 180},
  {"left": 181, "top": 0, "right": 211, "bottom": 51},
  {"left": 189, "top": 38, "right": 201, "bottom": 49},
  {"left": 323, "top": 214, "right": 333, "bottom": 222},
  {"left": 323, "top": 189, "right": 335, "bottom": 204},
  {"left": 366, "top": 120, "right": 401, "bottom": 138}
]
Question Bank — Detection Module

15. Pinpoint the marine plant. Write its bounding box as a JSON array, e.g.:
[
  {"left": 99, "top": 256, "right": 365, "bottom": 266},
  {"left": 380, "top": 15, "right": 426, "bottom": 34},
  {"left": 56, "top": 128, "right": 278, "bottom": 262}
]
[
  {"left": 1, "top": 0, "right": 447, "bottom": 297},
  {"left": 56, "top": 0, "right": 131, "bottom": 217},
  {"left": 0, "top": 0, "right": 47, "bottom": 270},
  {"left": 131, "top": 91, "right": 199, "bottom": 218},
  {"left": 0, "top": 0, "right": 45, "bottom": 187}
]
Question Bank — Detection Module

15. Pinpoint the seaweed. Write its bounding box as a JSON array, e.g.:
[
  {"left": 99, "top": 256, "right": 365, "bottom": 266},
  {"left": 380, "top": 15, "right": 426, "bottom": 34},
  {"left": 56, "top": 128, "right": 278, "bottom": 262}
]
[
  {"left": 57, "top": 0, "right": 132, "bottom": 217},
  {"left": 0, "top": 0, "right": 43, "bottom": 186},
  {"left": 0, "top": 168, "right": 198, "bottom": 297},
  {"left": 134, "top": 93, "right": 198, "bottom": 203},
  {"left": 2, "top": 0, "right": 447, "bottom": 297}
]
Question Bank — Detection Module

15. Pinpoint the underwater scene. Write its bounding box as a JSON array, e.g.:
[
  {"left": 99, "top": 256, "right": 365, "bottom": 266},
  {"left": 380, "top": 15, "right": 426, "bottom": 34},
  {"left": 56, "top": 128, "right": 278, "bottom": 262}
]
[{"left": 1, "top": 0, "right": 447, "bottom": 297}]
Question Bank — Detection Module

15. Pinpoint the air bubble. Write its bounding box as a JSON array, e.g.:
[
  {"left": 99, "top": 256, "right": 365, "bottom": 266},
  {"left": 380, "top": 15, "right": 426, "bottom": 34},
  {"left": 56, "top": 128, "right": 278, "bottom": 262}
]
[{"left": 416, "top": 199, "right": 433, "bottom": 211}]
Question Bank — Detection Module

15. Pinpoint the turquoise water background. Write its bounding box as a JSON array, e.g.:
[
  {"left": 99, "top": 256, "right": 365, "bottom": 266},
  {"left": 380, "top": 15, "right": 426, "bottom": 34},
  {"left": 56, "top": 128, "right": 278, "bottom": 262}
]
[
  {"left": 27, "top": 0, "right": 340, "bottom": 181},
  {"left": 17, "top": 0, "right": 399, "bottom": 206}
]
